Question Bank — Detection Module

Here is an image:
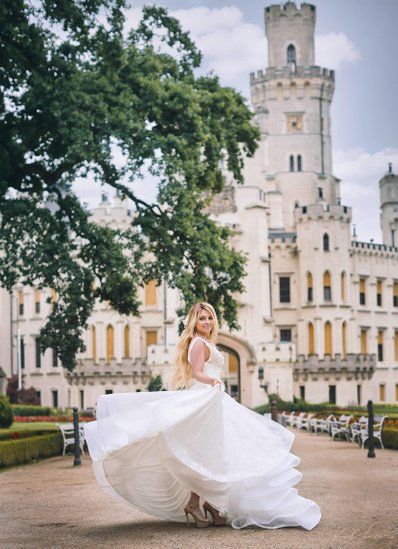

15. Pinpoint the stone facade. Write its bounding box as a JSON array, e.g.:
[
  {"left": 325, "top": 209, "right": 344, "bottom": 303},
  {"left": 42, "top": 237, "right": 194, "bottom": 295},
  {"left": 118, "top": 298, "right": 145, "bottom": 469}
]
[{"left": 2, "top": 2, "right": 398, "bottom": 409}]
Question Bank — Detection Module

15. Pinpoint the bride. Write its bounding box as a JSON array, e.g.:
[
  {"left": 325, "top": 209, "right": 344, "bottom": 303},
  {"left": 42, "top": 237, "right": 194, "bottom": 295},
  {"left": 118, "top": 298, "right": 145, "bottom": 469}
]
[{"left": 84, "top": 302, "right": 321, "bottom": 530}]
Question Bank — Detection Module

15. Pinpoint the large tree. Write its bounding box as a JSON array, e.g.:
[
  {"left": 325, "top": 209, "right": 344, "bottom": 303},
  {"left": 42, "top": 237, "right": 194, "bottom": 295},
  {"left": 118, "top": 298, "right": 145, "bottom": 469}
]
[{"left": 0, "top": 0, "right": 259, "bottom": 370}]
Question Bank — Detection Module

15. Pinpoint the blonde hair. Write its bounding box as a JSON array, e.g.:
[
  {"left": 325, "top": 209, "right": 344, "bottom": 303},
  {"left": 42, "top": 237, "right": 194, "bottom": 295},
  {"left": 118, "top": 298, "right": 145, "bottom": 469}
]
[{"left": 172, "top": 302, "right": 219, "bottom": 389}]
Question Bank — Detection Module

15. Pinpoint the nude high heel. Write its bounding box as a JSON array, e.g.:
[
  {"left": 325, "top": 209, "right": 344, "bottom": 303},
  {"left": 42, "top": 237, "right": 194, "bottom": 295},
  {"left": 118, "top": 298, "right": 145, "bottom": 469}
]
[
  {"left": 184, "top": 504, "right": 210, "bottom": 528},
  {"left": 203, "top": 501, "right": 227, "bottom": 526}
]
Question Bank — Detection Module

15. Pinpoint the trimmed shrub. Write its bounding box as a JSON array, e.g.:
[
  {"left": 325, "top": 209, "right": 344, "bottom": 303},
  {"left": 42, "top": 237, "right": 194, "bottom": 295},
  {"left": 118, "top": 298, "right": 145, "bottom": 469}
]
[
  {"left": 382, "top": 428, "right": 398, "bottom": 450},
  {"left": 0, "top": 432, "right": 63, "bottom": 468},
  {"left": 11, "top": 404, "right": 52, "bottom": 417},
  {"left": 0, "top": 397, "right": 13, "bottom": 428},
  {"left": 0, "top": 429, "right": 57, "bottom": 442}
]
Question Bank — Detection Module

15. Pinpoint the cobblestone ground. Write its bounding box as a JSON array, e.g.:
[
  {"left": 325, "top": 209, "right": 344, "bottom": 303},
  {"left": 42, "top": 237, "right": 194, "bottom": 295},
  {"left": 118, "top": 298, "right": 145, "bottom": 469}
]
[{"left": 0, "top": 430, "right": 397, "bottom": 549}]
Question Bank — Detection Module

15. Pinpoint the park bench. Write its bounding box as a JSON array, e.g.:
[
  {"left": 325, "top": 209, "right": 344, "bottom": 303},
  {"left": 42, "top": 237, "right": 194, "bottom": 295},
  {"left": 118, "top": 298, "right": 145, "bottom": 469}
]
[
  {"left": 297, "top": 413, "right": 315, "bottom": 431},
  {"left": 359, "top": 415, "right": 388, "bottom": 449},
  {"left": 56, "top": 423, "right": 86, "bottom": 456},
  {"left": 330, "top": 414, "right": 353, "bottom": 441},
  {"left": 309, "top": 414, "right": 334, "bottom": 435},
  {"left": 349, "top": 416, "right": 367, "bottom": 444}
]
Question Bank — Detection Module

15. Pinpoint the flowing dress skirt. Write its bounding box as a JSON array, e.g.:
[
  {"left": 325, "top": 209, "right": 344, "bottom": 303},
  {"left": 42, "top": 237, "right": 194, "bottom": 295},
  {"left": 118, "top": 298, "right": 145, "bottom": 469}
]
[{"left": 84, "top": 387, "right": 320, "bottom": 529}]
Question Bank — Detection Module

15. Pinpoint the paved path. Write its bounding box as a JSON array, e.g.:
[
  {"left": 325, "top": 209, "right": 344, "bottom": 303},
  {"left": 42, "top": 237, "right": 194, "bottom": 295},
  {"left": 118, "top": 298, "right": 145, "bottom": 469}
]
[{"left": 0, "top": 431, "right": 397, "bottom": 549}]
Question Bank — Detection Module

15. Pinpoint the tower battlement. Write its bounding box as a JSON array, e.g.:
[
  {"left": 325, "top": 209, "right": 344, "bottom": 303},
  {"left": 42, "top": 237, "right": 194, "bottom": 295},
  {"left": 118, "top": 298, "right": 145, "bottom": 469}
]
[
  {"left": 265, "top": 2, "right": 316, "bottom": 22},
  {"left": 250, "top": 65, "right": 335, "bottom": 85},
  {"left": 294, "top": 204, "right": 352, "bottom": 224}
]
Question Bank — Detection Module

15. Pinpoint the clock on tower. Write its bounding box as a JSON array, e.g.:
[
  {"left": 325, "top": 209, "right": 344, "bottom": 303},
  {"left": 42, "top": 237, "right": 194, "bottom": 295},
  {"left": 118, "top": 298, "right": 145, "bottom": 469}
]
[{"left": 287, "top": 114, "right": 303, "bottom": 132}]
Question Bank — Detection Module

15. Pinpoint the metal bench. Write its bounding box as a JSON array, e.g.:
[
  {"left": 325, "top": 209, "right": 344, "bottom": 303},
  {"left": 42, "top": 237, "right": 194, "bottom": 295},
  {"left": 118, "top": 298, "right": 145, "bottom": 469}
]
[
  {"left": 360, "top": 416, "right": 388, "bottom": 449},
  {"left": 56, "top": 423, "right": 85, "bottom": 455}
]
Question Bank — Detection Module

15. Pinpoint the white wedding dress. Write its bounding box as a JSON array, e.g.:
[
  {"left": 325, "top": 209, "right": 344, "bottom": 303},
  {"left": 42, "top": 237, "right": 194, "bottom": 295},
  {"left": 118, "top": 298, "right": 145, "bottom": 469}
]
[{"left": 84, "top": 336, "right": 321, "bottom": 530}]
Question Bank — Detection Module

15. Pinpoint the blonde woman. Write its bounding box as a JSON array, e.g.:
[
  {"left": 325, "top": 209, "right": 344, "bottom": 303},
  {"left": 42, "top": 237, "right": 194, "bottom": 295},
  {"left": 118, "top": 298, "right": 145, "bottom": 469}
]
[{"left": 85, "top": 302, "right": 321, "bottom": 532}]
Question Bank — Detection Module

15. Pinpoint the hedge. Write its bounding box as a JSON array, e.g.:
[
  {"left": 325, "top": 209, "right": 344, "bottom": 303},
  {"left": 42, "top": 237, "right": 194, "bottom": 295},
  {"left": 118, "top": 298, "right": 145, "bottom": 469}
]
[
  {"left": 0, "top": 432, "right": 63, "bottom": 468},
  {"left": 0, "top": 429, "right": 57, "bottom": 442},
  {"left": 381, "top": 428, "right": 398, "bottom": 450},
  {"left": 11, "top": 404, "right": 52, "bottom": 417}
]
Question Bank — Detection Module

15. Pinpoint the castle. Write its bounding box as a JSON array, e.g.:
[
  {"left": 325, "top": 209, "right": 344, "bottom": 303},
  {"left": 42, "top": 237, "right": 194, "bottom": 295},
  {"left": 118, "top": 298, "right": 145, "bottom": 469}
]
[{"left": 2, "top": 2, "right": 398, "bottom": 410}]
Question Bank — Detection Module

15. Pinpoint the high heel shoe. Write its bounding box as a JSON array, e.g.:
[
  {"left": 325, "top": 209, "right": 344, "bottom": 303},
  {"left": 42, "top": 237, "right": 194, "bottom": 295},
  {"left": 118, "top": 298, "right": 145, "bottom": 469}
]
[
  {"left": 184, "top": 504, "right": 210, "bottom": 528},
  {"left": 203, "top": 501, "right": 227, "bottom": 526}
]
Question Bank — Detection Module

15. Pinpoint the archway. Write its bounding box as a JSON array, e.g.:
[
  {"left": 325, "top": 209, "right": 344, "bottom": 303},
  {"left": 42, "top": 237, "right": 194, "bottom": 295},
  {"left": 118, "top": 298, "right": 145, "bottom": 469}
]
[{"left": 218, "top": 345, "right": 241, "bottom": 401}]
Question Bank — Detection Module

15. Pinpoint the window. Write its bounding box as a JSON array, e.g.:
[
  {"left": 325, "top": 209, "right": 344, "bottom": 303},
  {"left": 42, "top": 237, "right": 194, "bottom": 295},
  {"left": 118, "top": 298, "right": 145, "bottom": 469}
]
[
  {"left": 342, "top": 322, "right": 347, "bottom": 357},
  {"left": 323, "top": 271, "right": 331, "bottom": 301},
  {"left": 297, "top": 155, "right": 302, "bottom": 172},
  {"left": 80, "top": 390, "right": 84, "bottom": 410},
  {"left": 91, "top": 326, "right": 97, "bottom": 362},
  {"left": 395, "top": 331, "right": 398, "bottom": 361},
  {"left": 324, "top": 321, "right": 332, "bottom": 355},
  {"left": 394, "top": 281, "right": 398, "bottom": 307},
  {"left": 377, "top": 330, "right": 384, "bottom": 362},
  {"left": 299, "top": 386, "right": 305, "bottom": 400},
  {"left": 279, "top": 277, "right": 291, "bottom": 303},
  {"left": 318, "top": 187, "right": 324, "bottom": 199},
  {"left": 106, "top": 325, "right": 114, "bottom": 363},
  {"left": 145, "top": 280, "right": 157, "bottom": 305},
  {"left": 52, "top": 390, "right": 58, "bottom": 408},
  {"left": 35, "top": 338, "right": 41, "bottom": 368},
  {"left": 307, "top": 272, "right": 313, "bottom": 302},
  {"left": 280, "top": 329, "right": 292, "bottom": 342},
  {"left": 105, "top": 389, "right": 113, "bottom": 395},
  {"left": 124, "top": 325, "right": 130, "bottom": 358},
  {"left": 341, "top": 272, "right": 346, "bottom": 302},
  {"left": 360, "top": 329, "right": 367, "bottom": 354},
  {"left": 287, "top": 44, "right": 296, "bottom": 66},
  {"left": 329, "top": 385, "right": 336, "bottom": 405},
  {"left": 36, "top": 390, "right": 41, "bottom": 404},
  {"left": 146, "top": 330, "right": 158, "bottom": 353},
  {"left": 323, "top": 233, "right": 330, "bottom": 252},
  {"left": 289, "top": 155, "right": 294, "bottom": 172},
  {"left": 376, "top": 280, "right": 382, "bottom": 307},
  {"left": 18, "top": 290, "right": 24, "bottom": 316},
  {"left": 52, "top": 349, "right": 58, "bottom": 367},
  {"left": 359, "top": 278, "right": 366, "bottom": 306},
  {"left": 34, "top": 288, "right": 41, "bottom": 314},
  {"left": 357, "top": 385, "right": 362, "bottom": 406},
  {"left": 308, "top": 322, "right": 315, "bottom": 354},
  {"left": 20, "top": 337, "right": 25, "bottom": 369},
  {"left": 379, "top": 384, "right": 385, "bottom": 402}
]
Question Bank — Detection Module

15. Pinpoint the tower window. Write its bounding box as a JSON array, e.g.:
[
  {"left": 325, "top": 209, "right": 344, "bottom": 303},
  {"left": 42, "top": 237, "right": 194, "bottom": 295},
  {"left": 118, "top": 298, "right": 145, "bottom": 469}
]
[
  {"left": 323, "top": 271, "right": 332, "bottom": 301},
  {"left": 289, "top": 155, "right": 294, "bottom": 172},
  {"left": 279, "top": 277, "right": 291, "bottom": 304},
  {"left": 376, "top": 280, "right": 382, "bottom": 307},
  {"left": 393, "top": 281, "right": 398, "bottom": 307},
  {"left": 287, "top": 44, "right": 296, "bottom": 71},
  {"left": 307, "top": 272, "right": 313, "bottom": 302},
  {"left": 297, "top": 155, "right": 302, "bottom": 172},
  {"left": 359, "top": 278, "right": 366, "bottom": 306},
  {"left": 377, "top": 330, "right": 384, "bottom": 362},
  {"left": 323, "top": 233, "right": 330, "bottom": 252},
  {"left": 318, "top": 187, "right": 324, "bottom": 199}
]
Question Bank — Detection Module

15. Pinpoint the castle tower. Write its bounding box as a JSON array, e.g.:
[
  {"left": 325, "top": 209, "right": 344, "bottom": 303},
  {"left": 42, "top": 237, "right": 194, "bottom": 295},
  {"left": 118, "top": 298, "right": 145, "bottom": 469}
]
[
  {"left": 250, "top": 2, "right": 340, "bottom": 232},
  {"left": 379, "top": 163, "right": 398, "bottom": 247}
]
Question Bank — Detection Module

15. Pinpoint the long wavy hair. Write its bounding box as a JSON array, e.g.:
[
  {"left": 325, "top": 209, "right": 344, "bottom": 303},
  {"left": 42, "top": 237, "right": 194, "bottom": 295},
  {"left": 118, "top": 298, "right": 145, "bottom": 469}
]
[{"left": 172, "top": 302, "right": 219, "bottom": 389}]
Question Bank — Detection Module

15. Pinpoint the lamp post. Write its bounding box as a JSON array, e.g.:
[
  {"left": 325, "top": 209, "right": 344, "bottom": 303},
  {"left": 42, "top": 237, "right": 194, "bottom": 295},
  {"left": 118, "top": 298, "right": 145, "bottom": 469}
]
[{"left": 258, "top": 366, "right": 268, "bottom": 394}]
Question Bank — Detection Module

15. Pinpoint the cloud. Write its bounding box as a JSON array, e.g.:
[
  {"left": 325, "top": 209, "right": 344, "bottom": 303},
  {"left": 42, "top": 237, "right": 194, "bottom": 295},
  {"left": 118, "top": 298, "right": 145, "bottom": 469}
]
[
  {"left": 334, "top": 147, "right": 398, "bottom": 242},
  {"left": 315, "top": 32, "right": 360, "bottom": 70}
]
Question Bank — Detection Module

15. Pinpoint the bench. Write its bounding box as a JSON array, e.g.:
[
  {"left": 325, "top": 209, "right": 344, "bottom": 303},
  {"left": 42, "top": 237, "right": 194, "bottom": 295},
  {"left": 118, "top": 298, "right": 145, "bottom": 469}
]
[{"left": 56, "top": 423, "right": 86, "bottom": 456}]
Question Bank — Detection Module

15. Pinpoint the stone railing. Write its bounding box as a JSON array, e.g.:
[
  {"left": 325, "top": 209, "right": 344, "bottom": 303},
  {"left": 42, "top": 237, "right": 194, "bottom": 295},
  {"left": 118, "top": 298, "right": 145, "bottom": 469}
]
[
  {"left": 294, "top": 353, "right": 376, "bottom": 381},
  {"left": 66, "top": 357, "right": 150, "bottom": 379}
]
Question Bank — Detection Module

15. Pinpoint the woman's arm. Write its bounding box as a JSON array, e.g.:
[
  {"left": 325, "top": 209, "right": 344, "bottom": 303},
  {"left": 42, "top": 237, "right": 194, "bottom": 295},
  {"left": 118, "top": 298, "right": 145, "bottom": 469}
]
[{"left": 190, "top": 339, "right": 222, "bottom": 386}]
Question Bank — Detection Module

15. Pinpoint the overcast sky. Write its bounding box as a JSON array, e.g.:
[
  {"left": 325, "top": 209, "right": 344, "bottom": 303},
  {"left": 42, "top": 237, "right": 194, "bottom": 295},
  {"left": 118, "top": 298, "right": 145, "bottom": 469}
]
[{"left": 75, "top": 0, "right": 398, "bottom": 242}]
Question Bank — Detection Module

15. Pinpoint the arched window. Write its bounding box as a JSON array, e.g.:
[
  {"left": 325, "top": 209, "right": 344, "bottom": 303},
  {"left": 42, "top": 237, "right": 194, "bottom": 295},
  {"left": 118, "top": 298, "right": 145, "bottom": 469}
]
[
  {"left": 91, "top": 326, "right": 97, "bottom": 363},
  {"left": 324, "top": 321, "right": 332, "bottom": 355},
  {"left": 323, "top": 271, "right": 332, "bottom": 301},
  {"left": 106, "top": 325, "right": 114, "bottom": 363},
  {"left": 341, "top": 272, "right": 346, "bottom": 302},
  {"left": 124, "top": 325, "right": 130, "bottom": 358},
  {"left": 323, "top": 233, "right": 330, "bottom": 251},
  {"left": 289, "top": 155, "right": 295, "bottom": 172},
  {"left": 307, "top": 272, "right": 313, "bottom": 302},
  {"left": 287, "top": 44, "right": 296, "bottom": 71},
  {"left": 308, "top": 322, "right": 315, "bottom": 354},
  {"left": 342, "top": 321, "right": 347, "bottom": 357},
  {"left": 297, "top": 155, "right": 302, "bottom": 172}
]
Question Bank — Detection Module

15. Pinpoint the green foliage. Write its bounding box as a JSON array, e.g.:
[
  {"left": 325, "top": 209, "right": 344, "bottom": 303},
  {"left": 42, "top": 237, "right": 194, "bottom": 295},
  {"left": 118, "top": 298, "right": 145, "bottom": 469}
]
[
  {"left": 0, "top": 1, "right": 259, "bottom": 370},
  {"left": 382, "top": 428, "right": 398, "bottom": 450},
  {"left": 0, "top": 396, "right": 13, "bottom": 428},
  {"left": 0, "top": 433, "right": 63, "bottom": 468},
  {"left": 147, "top": 374, "right": 165, "bottom": 392},
  {"left": 11, "top": 405, "right": 53, "bottom": 417}
]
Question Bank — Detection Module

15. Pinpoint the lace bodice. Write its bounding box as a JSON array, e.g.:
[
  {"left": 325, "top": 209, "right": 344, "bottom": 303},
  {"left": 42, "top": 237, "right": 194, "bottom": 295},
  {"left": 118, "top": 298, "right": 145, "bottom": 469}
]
[{"left": 188, "top": 335, "right": 224, "bottom": 386}]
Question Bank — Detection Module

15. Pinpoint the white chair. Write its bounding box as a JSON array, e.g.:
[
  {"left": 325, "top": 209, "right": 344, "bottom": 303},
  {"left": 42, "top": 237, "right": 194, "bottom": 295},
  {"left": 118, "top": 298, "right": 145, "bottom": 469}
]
[
  {"left": 56, "top": 423, "right": 85, "bottom": 455},
  {"left": 330, "top": 415, "right": 352, "bottom": 441},
  {"left": 360, "top": 416, "right": 387, "bottom": 449},
  {"left": 349, "top": 416, "right": 367, "bottom": 444}
]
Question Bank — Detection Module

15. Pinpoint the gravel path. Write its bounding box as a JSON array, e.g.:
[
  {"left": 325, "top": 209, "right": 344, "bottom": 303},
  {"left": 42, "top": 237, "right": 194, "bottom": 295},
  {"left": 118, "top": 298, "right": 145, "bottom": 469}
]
[{"left": 0, "top": 430, "right": 397, "bottom": 549}]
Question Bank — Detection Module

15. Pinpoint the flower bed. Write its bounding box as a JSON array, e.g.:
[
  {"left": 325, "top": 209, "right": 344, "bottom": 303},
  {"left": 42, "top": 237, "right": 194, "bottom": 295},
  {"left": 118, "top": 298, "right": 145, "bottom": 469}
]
[{"left": 13, "top": 415, "right": 94, "bottom": 423}]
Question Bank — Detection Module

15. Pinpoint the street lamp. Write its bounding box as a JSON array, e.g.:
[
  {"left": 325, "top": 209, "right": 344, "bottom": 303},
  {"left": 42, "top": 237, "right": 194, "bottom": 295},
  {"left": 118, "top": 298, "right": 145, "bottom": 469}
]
[{"left": 258, "top": 366, "right": 268, "bottom": 393}]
